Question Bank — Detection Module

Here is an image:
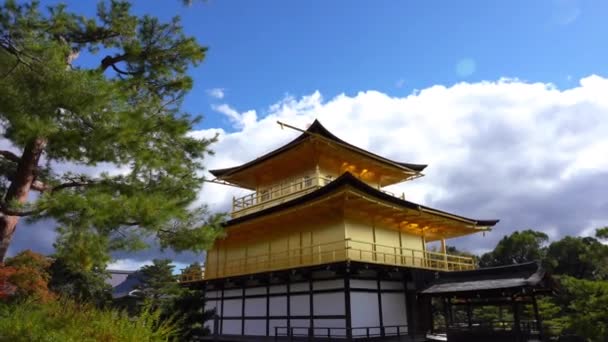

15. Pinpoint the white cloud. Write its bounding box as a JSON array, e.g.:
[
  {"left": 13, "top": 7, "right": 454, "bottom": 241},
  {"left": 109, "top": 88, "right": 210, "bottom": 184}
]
[
  {"left": 206, "top": 87, "right": 225, "bottom": 99},
  {"left": 8, "top": 75, "right": 608, "bottom": 259},
  {"left": 108, "top": 258, "right": 152, "bottom": 271},
  {"left": 196, "top": 75, "right": 608, "bottom": 252},
  {"left": 211, "top": 103, "right": 258, "bottom": 129}
]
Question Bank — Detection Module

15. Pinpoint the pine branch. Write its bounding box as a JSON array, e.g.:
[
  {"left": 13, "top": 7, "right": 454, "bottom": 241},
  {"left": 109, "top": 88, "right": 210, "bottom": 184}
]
[
  {"left": 30, "top": 180, "right": 48, "bottom": 192},
  {"left": 100, "top": 54, "right": 129, "bottom": 71},
  {"left": 0, "top": 150, "right": 20, "bottom": 163},
  {"left": 0, "top": 202, "right": 37, "bottom": 217},
  {"left": 51, "top": 180, "right": 93, "bottom": 193}
]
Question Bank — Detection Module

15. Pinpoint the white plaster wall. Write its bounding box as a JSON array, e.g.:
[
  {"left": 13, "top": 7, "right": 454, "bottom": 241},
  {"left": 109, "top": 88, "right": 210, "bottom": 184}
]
[
  {"left": 313, "top": 279, "right": 343, "bottom": 290},
  {"left": 204, "top": 300, "right": 219, "bottom": 315},
  {"left": 289, "top": 319, "right": 310, "bottom": 328},
  {"left": 244, "top": 319, "right": 266, "bottom": 336},
  {"left": 244, "top": 297, "right": 266, "bottom": 316},
  {"left": 204, "top": 318, "right": 215, "bottom": 334},
  {"left": 350, "top": 292, "right": 380, "bottom": 328},
  {"left": 313, "top": 292, "right": 345, "bottom": 315},
  {"left": 269, "top": 319, "right": 287, "bottom": 336},
  {"left": 224, "top": 289, "right": 243, "bottom": 297},
  {"left": 290, "top": 294, "right": 310, "bottom": 316},
  {"left": 245, "top": 286, "right": 266, "bottom": 295},
  {"left": 269, "top": 296, "right": 287, "bottom": 316},
  {"left": 269, "top": 285, "right": 286, "bottom": 294},
  {"left": 350, "top": 279, "right": 377, "bottom": 289},
  {"left": 222, "top": 319, "right": 242, "bottom": 335},
  {"left": 380, "top": 281, "right": 404, "bottom": 290},
  {"left": 205, "top": 290, "right": 220, "bottom": 299},
  {"left": 289, "top": 319, "right": 311, "bottom": 338},
  {"left": 223, "top": 299, "right": 242, "bottom": 317},
  {"left": 314, "top": 318, "right": 346, "bottom": 337},
  {"left": 381, "top": 293, "right": 407, "bottom": 327},
  {"left": 290, "top": 282, "right": 309, "bottom": 292}
]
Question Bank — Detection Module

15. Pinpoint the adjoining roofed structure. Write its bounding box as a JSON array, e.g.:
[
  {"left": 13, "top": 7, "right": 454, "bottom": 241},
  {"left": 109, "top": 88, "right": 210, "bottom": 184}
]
[{"left": 422, "top": 262, "right": 555, "bottom": 342}]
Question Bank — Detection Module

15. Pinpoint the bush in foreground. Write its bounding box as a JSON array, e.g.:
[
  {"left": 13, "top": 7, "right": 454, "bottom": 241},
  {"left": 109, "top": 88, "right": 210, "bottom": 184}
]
[{"left": 0, "top": 299, "right": 178, "bottom": 342}]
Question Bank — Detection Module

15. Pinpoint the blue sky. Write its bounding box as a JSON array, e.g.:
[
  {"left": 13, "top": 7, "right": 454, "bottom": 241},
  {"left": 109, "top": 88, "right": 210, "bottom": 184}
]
[
  {"left": 12, "top": 0, "right": 608, "bottom": 270},
  {"left": 53, "top": 0, "right": 608, "bottom": 130}
]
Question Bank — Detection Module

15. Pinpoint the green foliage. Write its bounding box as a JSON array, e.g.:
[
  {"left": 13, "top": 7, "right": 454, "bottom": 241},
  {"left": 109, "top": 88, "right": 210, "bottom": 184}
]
[
  {"left": 48, "top": 257, "right": 112, "bottom": 308},
  {"left": 541, "top": 276, "right": 608, "bottom": 341},
  {"left": 0, "top": 299, "right": 178, "bottom": 341},
  {"left": 545, "top": 236, "right": 608, "bottom": 280},
  {"left": 479, "top": 229, "right": 548, "bottom": 267},
  {"left": 171, "top": 286, "right": 214, "bottom": 340},
  {"left": 477, "top": 228, "right": 608, "bottom": 340},
  {"left": 596, "top": 227, "right": 608, "bottom": 241},
  {"left": 138, "top": 259, "right": 182, "bottom": 303},
  {"left": 0, "top": 0, "right": 225, "bottom": 261}
]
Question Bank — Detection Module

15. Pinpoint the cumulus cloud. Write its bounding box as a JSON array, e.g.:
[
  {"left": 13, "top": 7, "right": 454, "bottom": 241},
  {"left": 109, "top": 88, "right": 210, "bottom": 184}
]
[
  {"left": 211, "top": 103, "right": 258, "bottom": 129},
  {"left": 206, "top": 87, "right": 225, "bottom": 99},
  {"left": 195, "top": 75, "right": 608, "bottom": 255},
  {"left": 7, "top": 75, "right": 608, "bottom": 264}
]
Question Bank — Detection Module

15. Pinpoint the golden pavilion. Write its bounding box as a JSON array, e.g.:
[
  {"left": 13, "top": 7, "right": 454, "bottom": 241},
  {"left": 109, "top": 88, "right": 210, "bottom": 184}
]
[{"left": 184, "top": 120, "right": 499, "bottom": 340}]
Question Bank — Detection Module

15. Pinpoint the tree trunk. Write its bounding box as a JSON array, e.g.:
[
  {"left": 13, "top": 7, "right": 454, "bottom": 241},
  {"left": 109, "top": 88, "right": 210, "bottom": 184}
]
[{"left": 0, "top": 138, "right": 46, "bottom": 262}]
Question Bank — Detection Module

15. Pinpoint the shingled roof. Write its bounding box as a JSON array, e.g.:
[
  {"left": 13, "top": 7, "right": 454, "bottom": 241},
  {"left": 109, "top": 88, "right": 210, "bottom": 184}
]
[
  {"left": 421, "top": 261, "right": 554, "bottom": 296},
  {"left": 210, "top": 120, "right": 427, "bottom": 179}
]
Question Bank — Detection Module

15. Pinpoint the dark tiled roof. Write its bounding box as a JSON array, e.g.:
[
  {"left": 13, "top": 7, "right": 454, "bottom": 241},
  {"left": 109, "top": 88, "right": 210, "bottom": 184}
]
[
  {"left": 421, "top": 261, "right": 551, "bottom": 295},
  {"left": 210, "top": 119, "right": 427, "bottom": 178},
  {"left": 106, "top": 269, "right": 135, "bottom": 288},
  {"left": 110, "top": 271, "right": 144, "bottom": 299},
  {"left": 225, "top": 172, "right": 499, "bottom": 228}
]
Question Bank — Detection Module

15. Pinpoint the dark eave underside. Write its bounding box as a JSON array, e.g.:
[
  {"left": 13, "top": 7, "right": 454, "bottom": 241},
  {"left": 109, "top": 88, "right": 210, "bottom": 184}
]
[
  {"left": 421, "top": 261, "right": 552, "bottom": 295},
  {"left": 224, "top": 172, "right": 499, "bottom": 228},
  {"left": 210, "top": 120, "right": 427, "bottom": 178}
]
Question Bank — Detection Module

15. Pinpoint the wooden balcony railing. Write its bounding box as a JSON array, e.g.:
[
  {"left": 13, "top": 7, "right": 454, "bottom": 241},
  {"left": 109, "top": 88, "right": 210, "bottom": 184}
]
[
  {"left": 202, "top": 238, "right": 475, "bottom": 280},
  {"left": 231, "top": 174, "right": 405, "bottom": 217},
  {"left": 231, "top": 175, "right": 334, "bottom": 217}
]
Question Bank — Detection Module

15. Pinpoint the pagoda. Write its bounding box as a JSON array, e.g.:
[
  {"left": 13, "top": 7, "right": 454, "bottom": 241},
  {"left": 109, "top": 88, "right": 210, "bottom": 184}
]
[{"left": 185, "top": 120, "right": 498, "bottom": 340}]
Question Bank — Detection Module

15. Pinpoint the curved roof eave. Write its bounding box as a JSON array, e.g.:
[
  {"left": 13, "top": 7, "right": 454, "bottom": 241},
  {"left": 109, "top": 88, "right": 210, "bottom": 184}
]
[
  {"left": 210, "top": 119, "right": 428, "bottom": 178},
  {"left": 224, "top": 172, "right": 499, "bottom": 228}
]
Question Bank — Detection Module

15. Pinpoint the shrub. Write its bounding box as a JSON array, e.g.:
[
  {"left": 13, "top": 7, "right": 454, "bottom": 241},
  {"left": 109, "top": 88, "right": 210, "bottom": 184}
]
[{"left": 0, "top": 299, "right": 178, "bottom": 341}]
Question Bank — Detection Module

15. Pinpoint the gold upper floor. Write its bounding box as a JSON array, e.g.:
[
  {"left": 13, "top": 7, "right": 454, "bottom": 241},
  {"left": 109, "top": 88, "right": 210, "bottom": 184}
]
[
  {"left": 211, "top": 120, "right": 426, "bottom": 192},
  {"left": 231, "top": 170, "right": 404, "bottom": 218}
]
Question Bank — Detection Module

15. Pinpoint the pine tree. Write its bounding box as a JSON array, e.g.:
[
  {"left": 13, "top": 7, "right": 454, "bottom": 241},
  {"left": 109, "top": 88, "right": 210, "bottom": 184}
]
[{"left": 0, "top": 0, "right": 223, "bottom": 262}]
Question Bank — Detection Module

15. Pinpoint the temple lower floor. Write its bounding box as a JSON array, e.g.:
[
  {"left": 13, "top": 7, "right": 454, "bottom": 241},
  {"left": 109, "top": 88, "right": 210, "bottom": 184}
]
[{"left": 194, "top": 261, "right": 434, "bottom": 340}]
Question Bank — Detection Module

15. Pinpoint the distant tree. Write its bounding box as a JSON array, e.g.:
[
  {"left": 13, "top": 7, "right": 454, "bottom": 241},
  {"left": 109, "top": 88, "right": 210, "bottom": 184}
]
[
  {"left": 0, "top": 250, "right": 54, "bottom": 302},
  {"left": 479, "top": 230, "right": 548, "bottom": 267},
  {"left": 0, "top": 0, "right": 224, "bottom": 262},
  {"left": 173, "top": 288, "right": 214, "bottom": 340},
  {"left": 596, "top": 226, "right": 608, "bottom": 241},
  {"left": 545, "top": 236, "right": 608, "bottom": 280},
  {"left": 541, "top": 276, "right": 608, "bottom": 341},
  {"left": 137, "top": 259, "right": 182, "bottom": 306},
  {"left": 48, "top": 257, "right": 111, "bottom": 307}
]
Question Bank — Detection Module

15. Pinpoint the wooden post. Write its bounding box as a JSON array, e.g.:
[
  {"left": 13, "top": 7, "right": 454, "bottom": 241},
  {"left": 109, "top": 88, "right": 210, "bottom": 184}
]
[
  {"left": 532, "top": 294, "right": 543, "bottom": 341},
  {"left": 440, "top": 238, "right": 448, "bottom": 270},
  {"left": 512, "top": 299, "right": 521, "bottom": 341},
  {"left": 344, "top": 272, "right": 353, "bottom": 341},
  {"left": 466, "top": 300, "right": 473, "bottom": 332},
  {"left": 442, "top": 297, "right": 450, "bottom": 332},
  {"left": 421, "top": 236, "right": 427, "bottom": 268}
]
